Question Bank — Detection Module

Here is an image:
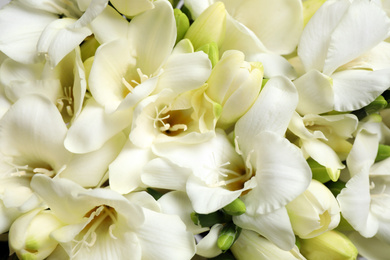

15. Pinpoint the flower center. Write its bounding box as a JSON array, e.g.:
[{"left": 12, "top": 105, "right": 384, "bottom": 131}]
[
  {"left": 72, "top": 205, "right": 118, "bottom": 256},
  {"left": 149, "top": 105, "right": 192, "bottom": 136},
  {"left": 57, "top": 85, "right": 74, "bottom": 121},
  {"left": 3, "top": 156, "right": 55, "bottom": 178},
  {"left": 47, "top": 0, "right": 83, "bottom": 18},
  {"left": 122, "top": 68, "right": 149, "bottom": 97}
]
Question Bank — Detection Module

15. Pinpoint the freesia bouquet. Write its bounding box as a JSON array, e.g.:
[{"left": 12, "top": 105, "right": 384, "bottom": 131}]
[{"left": 0, "top": 0, "right": 390, "bottom": 259}]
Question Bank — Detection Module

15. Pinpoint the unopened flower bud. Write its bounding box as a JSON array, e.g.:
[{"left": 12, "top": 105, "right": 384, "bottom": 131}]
[
  {"left": 365, "top": 95, "right": 388, "bottom": 115},
  {"left": 174, "top": 9, "right": 190, "bottom": 44},
  {"left": 196, "top": 42, "right": 219, "bottom": 68},
  {"left": 286, "top": 179, "right": 340, "bottom": 239},
  {"left": 184, "top": 2, "right": 226, "bottom": 50},
  {"left": 222, "top": 198, "right": 246, "bottom": 216},
  {"left": 9, "top": 209, "right": 63, "bottom": 260},
  {"left": 206, "top": 50, "right": 263, "bottom": 129},
  {"left": 376, "top": 144, "right": 390, "bottom": 162},
  {"left": 299, "top": 230, "right": 358, "bottom": 260},
  {"left": 217, "top": 222, "right": 241, "bottom": 252}
]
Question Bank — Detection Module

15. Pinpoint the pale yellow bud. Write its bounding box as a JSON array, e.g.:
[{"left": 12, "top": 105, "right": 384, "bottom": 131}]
[
  {"left": 299, "top": 230, "right": 358, "bottom": 260},
  {"left": 206, "top": 50, "right": 263, "bottom": 129},
  {"left": 231, "top": 229, "right": 305, "bottom": 260},
  {"left": 9, "top": 209, "right": 63, "bottom": 260},
  {"left": 286, "top": 179, "right": 340, "bottom": 239},
  {"left": 184, "top": 2, "right": 226, "bottom": 50}
]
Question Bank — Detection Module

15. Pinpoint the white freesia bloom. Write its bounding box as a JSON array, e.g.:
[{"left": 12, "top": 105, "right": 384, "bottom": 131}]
[
  {"left": 337, "top": 129, "right": 390, "bottom": 244},
  {"left": 0, "top": 94, "right": 71, "bottom": 227},
  {"left": 0, "top": 0, "right": 108, "bottom": 66},
  {"left": 232, "top": 76, "right": 311, "bottom": 250},
  {"left": 28, "top": 174, "right": 196, "bottom": 260},
  {"left": 0, "top": 47, "right": 87, "bottom": 124},
  {"left": 286, "top": 179, "right": 340, "bottom": 239},
  {"left": 295, "top": 0, "right": 390, "bottom": 113},
  {"left": 288, "top": 112, "right": 358, "bottom": 181},
  {"left": 65, "top": 2, "right": 212, "bottom": 153}
]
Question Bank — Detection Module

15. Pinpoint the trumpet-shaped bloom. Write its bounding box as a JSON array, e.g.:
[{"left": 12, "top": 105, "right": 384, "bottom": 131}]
[
  {"left": 337, "top": 129, "right": 390, "bottom": 244},
  {"left": 0, "top": 94, "right": 71, "bottom": 231},
  {"left": 65, "top": 2, "right": 212, "bottom": 153},
  {"left": 232, "top": 76, "right": 311, "bottom": 250},
  {"left": 296, "top": 0, "right": 390, "bottom": 113},
  {"left": 27, "top": 174, "right": 196, "bottom": 259}
]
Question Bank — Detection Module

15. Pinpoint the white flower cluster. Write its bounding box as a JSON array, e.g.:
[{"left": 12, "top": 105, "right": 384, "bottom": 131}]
[{"left": 0, "top": 0, "right": 390, "bottom": 259}]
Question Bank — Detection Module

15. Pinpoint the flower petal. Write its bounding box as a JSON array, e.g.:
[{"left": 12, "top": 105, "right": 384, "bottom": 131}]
[
  {"left": 332, "top": 69, "right": 390, "bottom": 112},
  {"left": 247, "top": 131, "right": 311, "bottom": 214},
  {"left": 0, "top": 94, "right": 70, "bottom": 171},
  {"left": 222, "top": 0, "right": 303, "bottom": 55},
  {"left": 0, "top": 2, "right": 57, "bottom": 63},
  {"left": 109, "top": 139, "right": 154, "bottom": 194},
  {"left": 293, "top": 69, "right": 334, "bottom": 115},
  {"left": 64, "top": 98, "right": 132, "bottom": 153},
  {"left": 158, "top": 191, "right": 209, "bottom": 235},
  {"left": 233, "top": 207, "right": 295, "bottom": 250},
  {"left": 137, "top": 208, "right": 196, "bottom": 260},
  {"left": 141, "top": 158, "right": 191, "bottom": 192},
  {"left": 323, "top": 0, "right": 390, "bottom": 75},
  {"left": 59, "top": 132, "right": 126, "bottom": 188},
  {"left": 298, "top": 0, "right": 350, "bottom": 71},
  {"left": 127, "top": 0, "right": 176, "bottom": 75},
  {"left": 235, "top": 76, "right": 298, "bottom": 156}
]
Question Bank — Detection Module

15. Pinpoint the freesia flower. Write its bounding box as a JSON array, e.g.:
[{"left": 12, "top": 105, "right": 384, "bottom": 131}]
[
  {"left": 65, "top": 1, "right": 212, "bottom": 153},
  {"left": 337, "top": 129, "right": 390, "bottom": 244},
  {"left": 23, "top": 174, "right": 196, "bottom": 259},
  {"left": 295, "top": 0, "right": 390, "bottom": 113},
  {"left": 0, "top": 94, "right": 71, "bottom": 230}
]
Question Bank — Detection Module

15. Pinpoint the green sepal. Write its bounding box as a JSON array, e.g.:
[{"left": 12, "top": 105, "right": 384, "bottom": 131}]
[
  {"left": 222, "top": 198, "right": 246, "bottom": 216},
  {"left": 364, "top": 95, "right": 387, "bottom": 115},
  {"left": 217, "top": 222, "right": 242, "bottom": 252},
  {"left": 196, "top": 42, "right": 219, "bottom": 68},
  {"left": 307, "top": 158, "right": 331, "bottom": 183}
]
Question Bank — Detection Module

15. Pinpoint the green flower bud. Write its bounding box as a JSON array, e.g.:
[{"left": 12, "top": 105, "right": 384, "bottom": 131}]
[
  {"left": 299, "top": 230, "right": 358, "bottom": 260},
  {"left": 196, "top": 42, "right": 219, "bottom": 68},
  {"left": 222, "top": 198, "right": 246, "bottom": 216},
  {"left": 184, "top": 2, "right": 226, "bottom": 50},
  {"left": 174, "top": 9, "right": 190, "bottom": 44},
  {"left": 365, "top": 95, "right": 388, "bottom": 115},
  {"left": 375, "top": 144, "right": 390, "bottom": 162},
  {"left": 217, "top": 223, "right": 242, "bottom": 252}
]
